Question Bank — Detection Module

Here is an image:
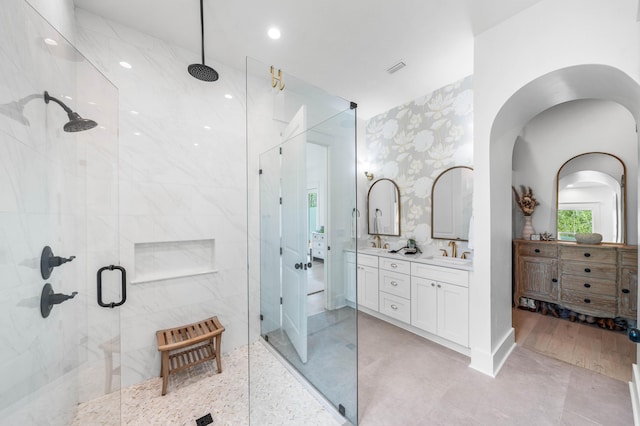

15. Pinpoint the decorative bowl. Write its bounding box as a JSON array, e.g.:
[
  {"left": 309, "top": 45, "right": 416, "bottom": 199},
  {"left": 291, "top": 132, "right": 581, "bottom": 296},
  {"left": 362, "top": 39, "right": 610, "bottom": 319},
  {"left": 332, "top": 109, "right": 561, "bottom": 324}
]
[{"left": 574, "top": 233, "right": 602, "bottom": 245}]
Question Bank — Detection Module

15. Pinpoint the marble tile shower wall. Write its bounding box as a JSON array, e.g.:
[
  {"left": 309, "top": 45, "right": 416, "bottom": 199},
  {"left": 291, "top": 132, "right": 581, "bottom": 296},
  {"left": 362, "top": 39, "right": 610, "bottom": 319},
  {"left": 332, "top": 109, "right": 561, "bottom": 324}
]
[
  {"left": 75, "top": 10, "right": 248, "bottom": 387},
  {"left": 0, "top": 0, "right": 103, "bottom": 422},
  {"left": 363, "top": 76, "right": 473, "bottom": 252}
]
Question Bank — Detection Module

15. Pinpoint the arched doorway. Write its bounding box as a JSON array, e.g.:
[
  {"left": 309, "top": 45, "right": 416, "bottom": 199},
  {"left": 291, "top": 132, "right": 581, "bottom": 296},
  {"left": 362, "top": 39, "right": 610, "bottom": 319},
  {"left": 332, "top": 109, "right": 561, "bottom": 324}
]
[{"left": 486, "top": 64, "right": 640, "bottom": 375}]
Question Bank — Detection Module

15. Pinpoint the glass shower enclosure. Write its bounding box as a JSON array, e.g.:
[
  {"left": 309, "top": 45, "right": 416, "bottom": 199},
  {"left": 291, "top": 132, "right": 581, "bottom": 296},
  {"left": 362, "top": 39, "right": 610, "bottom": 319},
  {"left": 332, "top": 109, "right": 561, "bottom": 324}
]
[
  {"left": 0, "top": 1, "right": 122, "bottom": 424},
  {"left": 247, "top": 57, "right": 358, "bottom": 424}
]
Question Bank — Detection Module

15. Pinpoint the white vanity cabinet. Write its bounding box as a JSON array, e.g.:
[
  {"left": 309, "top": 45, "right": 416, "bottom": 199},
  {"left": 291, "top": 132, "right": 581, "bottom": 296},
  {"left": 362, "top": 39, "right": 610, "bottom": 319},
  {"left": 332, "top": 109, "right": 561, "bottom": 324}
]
[
  {"left": 411, "top": 263, "right": 469, "bottom": 347},
  {"left": 378, "top": 258, "right": 411, "bottom": 323},
  {"left": 357, "top": 254, "right": 379, "bottom": 311}
]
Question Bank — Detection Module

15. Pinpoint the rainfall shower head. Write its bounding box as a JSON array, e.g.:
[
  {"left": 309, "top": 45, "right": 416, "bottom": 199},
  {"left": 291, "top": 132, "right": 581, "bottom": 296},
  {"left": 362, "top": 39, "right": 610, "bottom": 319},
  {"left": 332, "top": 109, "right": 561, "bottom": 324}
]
[
  {"left": 188, "top": 0, "right": 219, "bottom": 82},
  {"left": 44, "top": 91, "right": 97, "bottom": 132}
]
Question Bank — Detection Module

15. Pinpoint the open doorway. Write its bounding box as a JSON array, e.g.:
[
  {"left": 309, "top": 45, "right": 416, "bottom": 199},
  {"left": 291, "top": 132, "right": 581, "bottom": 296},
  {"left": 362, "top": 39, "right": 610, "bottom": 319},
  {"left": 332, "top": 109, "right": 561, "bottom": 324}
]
[{"left": 511, "top": 98, "right": 637, "bottom": 382}]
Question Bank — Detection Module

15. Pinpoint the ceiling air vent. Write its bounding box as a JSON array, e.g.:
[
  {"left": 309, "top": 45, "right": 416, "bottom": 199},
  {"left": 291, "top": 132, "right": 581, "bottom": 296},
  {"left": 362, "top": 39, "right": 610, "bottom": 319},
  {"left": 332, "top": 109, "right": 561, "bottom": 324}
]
[{"left": 386, "top": 61, "right": 406, "bottom": 74}]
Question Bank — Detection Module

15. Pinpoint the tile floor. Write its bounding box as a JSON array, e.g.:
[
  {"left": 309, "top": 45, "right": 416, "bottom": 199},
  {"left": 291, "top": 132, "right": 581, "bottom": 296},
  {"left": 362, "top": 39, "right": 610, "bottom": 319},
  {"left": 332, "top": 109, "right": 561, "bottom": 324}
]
[{"left": 357, "top": 312, "right": 634, "bottom": 425}]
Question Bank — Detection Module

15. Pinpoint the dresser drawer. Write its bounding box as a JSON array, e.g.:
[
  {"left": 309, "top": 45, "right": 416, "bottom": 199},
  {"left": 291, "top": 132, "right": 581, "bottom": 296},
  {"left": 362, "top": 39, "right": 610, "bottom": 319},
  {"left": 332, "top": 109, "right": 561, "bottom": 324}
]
[
  {"left": 560, "top": 289, "right": 617, "bottom": 315},
  {"left": 358, "top": 254, "right": 378, "bottom": 268},
  {"left": 517, "top": 242, "right": 557, "bottom": 258},
  {"left": 379, "top": 257, "right": 411, "bottom": 274},
  {"left": 559, "top": 246, "right": 616, "bottom": 263},
  {"left": 619, "top": 248, "right": 638, "bottom": 267},
  {"left": 312, "top": 233, "right": 325, "bottom": 241},
  {"left": 379, "top": 291, "right": 410, "bottom": 323},
  {"left": 561, "top": 275, "right": 616, "bottom": 297},
  {"left": 560, "top": 262, "right": 616, "bottom": 280},
  {"left": 379, "top": 269, "right": 410, "bottom": 298}
]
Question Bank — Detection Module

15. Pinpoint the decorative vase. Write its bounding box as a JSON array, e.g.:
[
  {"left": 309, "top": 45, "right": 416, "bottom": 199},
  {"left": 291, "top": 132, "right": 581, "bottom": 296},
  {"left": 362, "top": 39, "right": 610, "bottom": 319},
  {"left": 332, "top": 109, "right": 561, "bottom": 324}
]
[{"left": 522, "top": 215, "right": 535, "bottom": 240}]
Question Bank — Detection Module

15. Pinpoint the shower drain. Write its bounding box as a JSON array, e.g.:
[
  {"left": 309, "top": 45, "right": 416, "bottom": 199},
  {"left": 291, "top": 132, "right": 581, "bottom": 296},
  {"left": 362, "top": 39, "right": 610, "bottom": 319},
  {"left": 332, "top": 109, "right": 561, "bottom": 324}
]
[{"left": 196, "top": 413, "right": 213, "bottom": 426}]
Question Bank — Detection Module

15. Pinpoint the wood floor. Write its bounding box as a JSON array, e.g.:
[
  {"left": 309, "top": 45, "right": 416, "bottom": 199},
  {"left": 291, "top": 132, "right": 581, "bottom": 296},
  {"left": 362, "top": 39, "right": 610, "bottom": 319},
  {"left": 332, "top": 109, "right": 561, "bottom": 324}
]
[{"left": 513, "top": 308, "right": 636, "bottom": 382}]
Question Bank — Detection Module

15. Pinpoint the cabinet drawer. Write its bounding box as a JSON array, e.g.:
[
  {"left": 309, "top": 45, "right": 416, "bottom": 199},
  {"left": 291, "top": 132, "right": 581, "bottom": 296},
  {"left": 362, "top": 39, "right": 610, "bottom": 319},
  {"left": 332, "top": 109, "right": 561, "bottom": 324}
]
[
  {"left": 560, "top": 289, "right": 616, "bottom": 315},
  {"left": 517, "top": 242, "right": 557, "bottom": 258},
  {"left": 561, "top": 275, "right": 616, "bottom": 297},
  {"left": 379, "top": 292, "right": 410, "bottom": 323},
  {"left": 560, "top": 262, "right": 616, "bottom": 280},
  {"left": 619, "top": 249, "right": 638, "bottom": 267},
  {"left": 312, "top": 233, "right": 324, "bottom": 241},
  {"left": 379, "top": 269, "right": 410, "bottom": 298},
  {"left": 559, "top": 246, "right": 616, "bottom": 263},
  {"left": 358, "top": 254, "right": 378, "bottom": 268},
  {"left": 411, "top": 263, "right": 469, "bottom": 287},
  {"left": 379, "top": 257, "right": 410, "bottom": 274}
]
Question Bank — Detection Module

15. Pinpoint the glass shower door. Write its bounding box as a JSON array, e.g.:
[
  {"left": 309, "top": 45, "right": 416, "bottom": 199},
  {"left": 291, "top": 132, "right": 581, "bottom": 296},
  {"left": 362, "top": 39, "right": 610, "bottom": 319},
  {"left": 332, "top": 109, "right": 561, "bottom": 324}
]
[
  {"left": 0, "top": 1, "right": 121, "bottom": 424},
  {"left": 249, "top": 56, "right": 358, "bottom": 425}
]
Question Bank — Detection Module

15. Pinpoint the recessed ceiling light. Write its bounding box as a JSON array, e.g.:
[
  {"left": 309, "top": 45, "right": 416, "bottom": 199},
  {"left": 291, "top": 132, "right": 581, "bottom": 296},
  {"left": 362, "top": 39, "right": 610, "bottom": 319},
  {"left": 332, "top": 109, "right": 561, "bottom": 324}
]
[
  {"left": 119, "top": 61, "right": 132, "bottom": 69},
  {"left": 44, "top": 38, "right": 58, "bottom": 46},
  {"left": 194, "top": 143, "right": 199, "bottom": 146},
  {"left": 268, "top": 28, "right": 281, "bottom": 40},
  {"left": 224, "top": 94, "right": 233, "bottom": 99}
]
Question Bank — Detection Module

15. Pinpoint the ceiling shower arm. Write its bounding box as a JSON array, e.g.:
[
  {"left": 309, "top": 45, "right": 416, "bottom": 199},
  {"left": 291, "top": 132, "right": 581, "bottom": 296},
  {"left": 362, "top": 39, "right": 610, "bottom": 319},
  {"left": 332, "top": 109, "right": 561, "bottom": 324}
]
[{"left": 199, "top": 0, "right": 205, "bottom": 65}]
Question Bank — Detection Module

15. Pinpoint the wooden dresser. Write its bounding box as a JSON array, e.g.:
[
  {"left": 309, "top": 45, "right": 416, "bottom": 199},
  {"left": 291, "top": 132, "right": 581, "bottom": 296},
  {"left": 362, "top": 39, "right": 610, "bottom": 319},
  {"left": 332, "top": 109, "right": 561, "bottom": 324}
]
[{"left": 513, "top": 240, "right": 637, "bottom": 319}]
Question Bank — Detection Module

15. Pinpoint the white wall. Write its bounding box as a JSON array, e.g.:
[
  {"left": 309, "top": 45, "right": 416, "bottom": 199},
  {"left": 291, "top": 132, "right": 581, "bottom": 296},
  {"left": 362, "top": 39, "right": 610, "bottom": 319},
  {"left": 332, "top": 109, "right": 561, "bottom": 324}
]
[
  {"left": 512, "top": 99, "right": 637, "bottom": 243},
  {"left": 473, "top": 0, "right": 640, "bottom": 375}
]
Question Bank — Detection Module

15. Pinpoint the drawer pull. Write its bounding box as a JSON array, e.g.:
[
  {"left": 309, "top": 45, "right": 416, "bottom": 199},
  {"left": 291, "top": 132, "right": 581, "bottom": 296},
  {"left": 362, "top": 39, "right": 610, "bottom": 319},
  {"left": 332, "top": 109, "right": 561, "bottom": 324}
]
[
  {"left": 431, "top": 283, "right": 435, "bottom": 287},
  {"left": 584, "top": 298, "right": 591, "bottom": 304},
  {"left": 622, "top": 289, "right": 631, "bottom": 294},
  {"left": 584, "top": 253, "right": 591, "bottom": 258},
  {"left": 390, "top": 304, "right": 398, "bottom": 310},
  {"left": 552, "top": 278, "right": 558, "bottom": 283},
  {"left": 584, "top": 268, "right": 591, "bottom": 273},
  {"left": 534, "top": 249, "right": 540, "bottom": 253},
  {"left": 583, "top": 283, "right": 591, "bottom": 288},
  {"left": 437, "top": 284, "right": 442, "bottom": 288},
  {"left": 390, "top": 281, "right": 398, "bottom": 286},
  {"left": 390, "top": 263, "right": 398, "bottom": 268}
]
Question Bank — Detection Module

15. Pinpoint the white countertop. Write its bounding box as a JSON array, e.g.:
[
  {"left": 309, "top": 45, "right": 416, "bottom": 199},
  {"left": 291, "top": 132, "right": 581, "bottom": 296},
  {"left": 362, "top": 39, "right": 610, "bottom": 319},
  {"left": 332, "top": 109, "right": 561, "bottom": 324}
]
[{"left": 351, "top": 247, "right": 473, "bottom": 271}]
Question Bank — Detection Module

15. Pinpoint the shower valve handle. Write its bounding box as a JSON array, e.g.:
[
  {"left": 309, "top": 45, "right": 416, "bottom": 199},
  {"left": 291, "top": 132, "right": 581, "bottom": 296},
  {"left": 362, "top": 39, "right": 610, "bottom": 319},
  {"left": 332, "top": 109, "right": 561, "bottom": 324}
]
[{"left": 49, "top": 255, "right": 76, "bottom": 267}]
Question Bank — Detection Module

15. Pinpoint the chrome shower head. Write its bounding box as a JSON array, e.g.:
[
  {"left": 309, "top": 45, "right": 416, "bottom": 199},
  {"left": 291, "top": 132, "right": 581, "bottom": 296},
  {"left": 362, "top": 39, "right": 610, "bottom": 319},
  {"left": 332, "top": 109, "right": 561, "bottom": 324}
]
[{"left": 44, "top": 91, "right": 97, "bottom": 132}]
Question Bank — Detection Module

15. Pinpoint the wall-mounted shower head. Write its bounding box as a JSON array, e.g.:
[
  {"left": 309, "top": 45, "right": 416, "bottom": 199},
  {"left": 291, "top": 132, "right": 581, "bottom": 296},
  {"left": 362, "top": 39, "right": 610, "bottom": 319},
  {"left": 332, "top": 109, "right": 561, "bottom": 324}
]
[
  {"left": 44, "top": 91, "right": 97, "bottom": 132},
  {"left": 188, "top": 0, "right": 219, "bottom": 82}
]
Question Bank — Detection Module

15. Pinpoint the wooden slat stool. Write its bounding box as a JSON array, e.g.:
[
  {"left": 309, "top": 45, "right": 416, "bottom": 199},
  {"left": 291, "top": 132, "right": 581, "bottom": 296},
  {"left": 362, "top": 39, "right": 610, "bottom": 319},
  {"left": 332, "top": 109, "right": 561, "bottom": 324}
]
[{"left": 155, "top": 316, "right": 225, "bottom": 395}]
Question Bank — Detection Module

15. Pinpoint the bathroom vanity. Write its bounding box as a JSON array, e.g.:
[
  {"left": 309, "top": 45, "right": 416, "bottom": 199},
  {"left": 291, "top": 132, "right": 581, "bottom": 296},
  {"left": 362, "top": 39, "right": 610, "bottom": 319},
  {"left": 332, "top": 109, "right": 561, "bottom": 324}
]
[
  {"left": 513, "top": 240, "right": 637, "bottom": 318},
  {"left": 346, "top": 249, "right": 472, "bottom": 355}
]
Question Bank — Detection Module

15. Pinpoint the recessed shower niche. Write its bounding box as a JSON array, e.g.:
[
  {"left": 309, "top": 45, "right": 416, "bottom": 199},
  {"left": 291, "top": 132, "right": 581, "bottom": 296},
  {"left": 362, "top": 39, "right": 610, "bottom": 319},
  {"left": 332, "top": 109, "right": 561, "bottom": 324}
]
[{"left": 132, "top": 239, "right": 217, "bottom": 284}]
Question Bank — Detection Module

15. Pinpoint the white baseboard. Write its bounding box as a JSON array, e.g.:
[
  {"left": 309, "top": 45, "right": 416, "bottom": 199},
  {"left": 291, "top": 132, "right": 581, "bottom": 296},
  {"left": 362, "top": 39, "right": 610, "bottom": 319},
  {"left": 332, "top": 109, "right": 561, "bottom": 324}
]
[
  {"left": 630, "top": 363, "right": 640, "bottom": 425},
  {"left": 469, "top": 327, "right": 516, "bottom": 377}
]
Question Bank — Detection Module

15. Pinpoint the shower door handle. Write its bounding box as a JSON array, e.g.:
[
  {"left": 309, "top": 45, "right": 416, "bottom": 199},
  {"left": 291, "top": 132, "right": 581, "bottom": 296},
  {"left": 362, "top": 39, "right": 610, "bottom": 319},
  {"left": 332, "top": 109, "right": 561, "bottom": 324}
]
[{"left": 97, "top": 265, "right": 127, "bottom": 308}]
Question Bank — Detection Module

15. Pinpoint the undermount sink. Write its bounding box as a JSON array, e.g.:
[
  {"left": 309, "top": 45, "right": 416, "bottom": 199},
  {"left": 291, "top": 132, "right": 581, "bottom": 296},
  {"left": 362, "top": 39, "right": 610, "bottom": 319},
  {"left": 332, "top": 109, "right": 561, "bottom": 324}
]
[
  {"left": 358, "top": 247, "right": 389, "bottom": 255},
  {"left": 425, "top": 256, "right": 473, "bottom": 266}
]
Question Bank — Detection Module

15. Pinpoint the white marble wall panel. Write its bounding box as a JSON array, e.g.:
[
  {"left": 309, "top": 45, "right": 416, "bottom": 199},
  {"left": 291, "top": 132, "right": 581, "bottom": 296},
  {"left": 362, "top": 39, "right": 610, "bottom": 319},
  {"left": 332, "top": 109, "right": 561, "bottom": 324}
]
[{"left": 74, "top": 9, "right": 249, "bottom": 389}]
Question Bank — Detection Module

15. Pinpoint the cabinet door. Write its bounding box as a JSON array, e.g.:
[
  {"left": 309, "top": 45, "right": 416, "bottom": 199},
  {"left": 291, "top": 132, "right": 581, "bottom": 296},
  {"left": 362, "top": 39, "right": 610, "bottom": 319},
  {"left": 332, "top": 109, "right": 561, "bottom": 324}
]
[
  {"left": 518, "top": 256, "right": 558, "bottom": 302},
  {"left": 410, "top": 276, "right": 437, "bottom": 334},
  {"left": 357, "top": 265, "right": 379, "bottom": 311},
  {"left": 345, "top": 259, "right": 356, "bottom": 304},
  {"left": 437, "top": 282, "right": 469, "bottom": 346},
  {"left": 619, "top": 267, "right": 638, "bottom": 318}
]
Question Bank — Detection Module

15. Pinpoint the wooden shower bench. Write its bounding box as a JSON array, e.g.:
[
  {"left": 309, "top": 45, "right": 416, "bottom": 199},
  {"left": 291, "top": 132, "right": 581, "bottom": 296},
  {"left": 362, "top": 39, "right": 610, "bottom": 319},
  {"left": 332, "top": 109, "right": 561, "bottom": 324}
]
[{"left": 156, "top": 316, "right": 225, "bottom": 395}]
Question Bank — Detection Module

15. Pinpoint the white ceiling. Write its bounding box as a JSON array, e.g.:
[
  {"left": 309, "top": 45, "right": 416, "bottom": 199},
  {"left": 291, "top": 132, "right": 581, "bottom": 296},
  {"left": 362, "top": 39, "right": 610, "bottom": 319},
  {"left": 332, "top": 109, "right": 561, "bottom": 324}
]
[{"left": 73, "top": 0, "right": 544, "bottom": 119}]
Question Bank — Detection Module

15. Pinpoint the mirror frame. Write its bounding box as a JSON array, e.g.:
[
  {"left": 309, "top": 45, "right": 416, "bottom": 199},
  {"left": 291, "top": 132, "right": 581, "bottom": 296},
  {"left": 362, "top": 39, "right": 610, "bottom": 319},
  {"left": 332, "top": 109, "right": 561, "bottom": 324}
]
[
  {"left": 431, "top": 166, "right": 474, "bottom": 241},
  {"left": 367, "top": 178, "right": 401, "bottom": 236},
  {"left": 555, "top": 152, "right": 626, "bottom": 244}
]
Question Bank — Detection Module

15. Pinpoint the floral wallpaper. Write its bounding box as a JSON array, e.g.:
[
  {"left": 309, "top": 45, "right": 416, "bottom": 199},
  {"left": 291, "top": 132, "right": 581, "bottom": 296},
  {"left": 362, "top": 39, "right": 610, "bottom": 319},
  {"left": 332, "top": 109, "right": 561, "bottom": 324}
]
[{"left": 365, "top": 75, "right": 473, "bottom": 248}]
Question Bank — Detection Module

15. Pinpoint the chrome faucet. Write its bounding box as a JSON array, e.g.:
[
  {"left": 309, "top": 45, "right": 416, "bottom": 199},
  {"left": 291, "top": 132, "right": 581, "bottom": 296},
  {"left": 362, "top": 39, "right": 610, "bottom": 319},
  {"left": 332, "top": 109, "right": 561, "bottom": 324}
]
[{"left": 448, "top": 241, "right": 457, "bottom": 258}]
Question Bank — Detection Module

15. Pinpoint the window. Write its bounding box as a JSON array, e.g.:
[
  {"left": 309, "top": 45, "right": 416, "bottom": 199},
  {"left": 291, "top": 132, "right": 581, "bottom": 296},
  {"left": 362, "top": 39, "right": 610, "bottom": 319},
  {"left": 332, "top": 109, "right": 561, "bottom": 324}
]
[{"left": 557, "top": 209, "right": 593, "bottom": 241}]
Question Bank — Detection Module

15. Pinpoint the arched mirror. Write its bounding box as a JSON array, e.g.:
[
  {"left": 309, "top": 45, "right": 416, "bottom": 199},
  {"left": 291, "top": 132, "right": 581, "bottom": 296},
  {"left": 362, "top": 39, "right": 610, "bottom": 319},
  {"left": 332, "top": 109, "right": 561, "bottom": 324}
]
[
  {"left": 431, "top": 166, "right": 473, "bottom": 240},
  {"left": 556, "top": 152, "right": 626, "bottom": 243},
  {"left": 367, "top": 178, "right": 400, "bottom": 236}
]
